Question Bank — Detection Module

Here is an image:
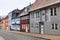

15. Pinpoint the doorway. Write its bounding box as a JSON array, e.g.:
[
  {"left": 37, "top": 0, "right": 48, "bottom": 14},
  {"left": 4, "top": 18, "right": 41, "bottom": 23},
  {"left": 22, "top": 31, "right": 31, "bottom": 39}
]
[{"left": 39, "top": 22, "right": 44, "bottom": 34}]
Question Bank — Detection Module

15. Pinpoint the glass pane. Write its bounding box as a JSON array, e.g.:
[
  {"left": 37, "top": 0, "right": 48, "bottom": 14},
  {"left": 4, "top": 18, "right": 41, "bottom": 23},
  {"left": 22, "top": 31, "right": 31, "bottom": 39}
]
[
  {"left": 51, "top": 8, "right": 53, "bottom": 16},
  {"left": 55, "top": 24, "right": 58, "bottom": 30},
  {"left": 54, "top": 8, "right": 57, "bottom": 16},
  {"left": 52, "top": 24, "right": 54, "bottom": 29}
]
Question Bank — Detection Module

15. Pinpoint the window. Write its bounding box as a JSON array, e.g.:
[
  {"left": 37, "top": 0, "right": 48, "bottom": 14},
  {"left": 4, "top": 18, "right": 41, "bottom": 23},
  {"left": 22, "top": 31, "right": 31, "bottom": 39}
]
[
  {"left": 42, "top": 13, "right": 45, "bottom": 15},
  {"left": 51, "top": 8, "right": 53, "bottom": 16},
  {"left": 50, "top": 7, "right": 57, "bottom": 16},
  {"left": 36, "top": 12, "right": 38, "bottom": 18},
  {"left": 37, "top": 11, "right": 39, "bottom": 18},
  {"left": 54, "top": 8, "right": 57, "bottom": 16},
  {"left": 32, "top": 13, "right": 34, "bottom": 18},
  {"left": 52, "top": 24, "right": 58, "bottom": 30},
  {"left": 22, "top": 24, "right": 26, "bottom": 29},
  {"left": 36, "top": 11, "right": 40, "bottom": 18},
  {"left": 24, "top": 8, "right": 28, "bottom": 12},
  {"left": 16, "top": 13, "right": 19, "bottom": 16},
  {"left": 52, "top": 24, "right": 54, "bottom": 29},
  {"left": 27, "top": 24, "right": 29, "bottom": 29},
  {"left": 36, "top": 23, "right": 39, "bottom": 28},
  {"left": 55, "top": 24, "right": 58, "bottom": 30},
  {"left": 35, "top": 23, "right": 39, "bottom": 28}
]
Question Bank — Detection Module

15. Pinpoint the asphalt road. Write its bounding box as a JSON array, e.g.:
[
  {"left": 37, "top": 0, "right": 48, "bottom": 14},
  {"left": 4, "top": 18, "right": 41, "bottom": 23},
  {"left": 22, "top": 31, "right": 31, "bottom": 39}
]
[{"left": 0, "top": 30, "right": 49, "bottom": 40}]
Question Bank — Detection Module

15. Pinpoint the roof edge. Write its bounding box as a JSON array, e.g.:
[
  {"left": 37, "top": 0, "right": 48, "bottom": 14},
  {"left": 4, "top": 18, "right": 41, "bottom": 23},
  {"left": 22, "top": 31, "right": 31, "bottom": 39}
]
[{"left": 29, "top": 1, "right": 60, "bottom": 12}]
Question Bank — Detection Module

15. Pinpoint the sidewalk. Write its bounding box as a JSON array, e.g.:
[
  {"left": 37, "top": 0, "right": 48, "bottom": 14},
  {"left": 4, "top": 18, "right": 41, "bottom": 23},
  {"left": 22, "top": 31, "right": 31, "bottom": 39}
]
[
  {"left": 9, "top": 31, "right": 60, "bottom": 40},
  {"left": 0, "top": 36, "right": 5, "bottom": 40}
]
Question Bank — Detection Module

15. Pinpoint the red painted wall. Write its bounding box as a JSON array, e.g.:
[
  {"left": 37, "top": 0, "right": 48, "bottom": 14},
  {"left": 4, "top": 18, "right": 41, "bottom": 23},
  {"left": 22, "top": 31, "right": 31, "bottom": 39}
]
[
  {"left": 20, "top": 19, "right": 30, "bottom": 32},
  {"left": 21, "top": 19, "right": 29, "bottom": 24}
]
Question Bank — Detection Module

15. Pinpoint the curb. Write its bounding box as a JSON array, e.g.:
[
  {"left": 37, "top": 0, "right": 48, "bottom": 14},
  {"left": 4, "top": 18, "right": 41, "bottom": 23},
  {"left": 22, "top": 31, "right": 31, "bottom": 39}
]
[
  {"left": 9, "top": 31, "right": 51, "bottom": 40},
  {"left": 4, "top": 30, "right": 60, "bottom": 40}
]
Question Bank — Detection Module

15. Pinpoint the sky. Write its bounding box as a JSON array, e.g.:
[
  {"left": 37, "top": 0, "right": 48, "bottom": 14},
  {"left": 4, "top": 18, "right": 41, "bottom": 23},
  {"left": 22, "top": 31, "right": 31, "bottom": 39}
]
[{"left": 0, "top": 0, "right": 35, "bottom": 17}]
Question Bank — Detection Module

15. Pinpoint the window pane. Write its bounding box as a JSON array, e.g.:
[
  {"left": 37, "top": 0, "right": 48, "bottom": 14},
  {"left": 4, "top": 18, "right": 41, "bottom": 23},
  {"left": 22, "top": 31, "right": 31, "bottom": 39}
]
[
  {"left": 32, "top": 13, "right": 34, "bottom": 18},
  {"left": 54, "top": 8, "right": 57, "bottom": 16},
  {"left": 55, "top": 24, "right": 58, "bottom": 30},
  {"left": 52, "top": 24, "right": 54, "bottom": 29},
  {"left": 36, "top": 23, "right": 39, "bottom": 28},
  {"left": 51, "top": 8, "right": 53, "bottom": 16},
  {"left": 36, "top": 12, "right": 37, "bottom": 18},
  {"left": 38, "top": 12, "right": 39, "bottom": 17}
]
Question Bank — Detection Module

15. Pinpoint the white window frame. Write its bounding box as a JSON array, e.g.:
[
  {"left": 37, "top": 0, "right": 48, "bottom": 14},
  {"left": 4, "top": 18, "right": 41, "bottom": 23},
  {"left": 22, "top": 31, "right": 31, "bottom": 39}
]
[
  {"left": 52, "top": 24, "right": 58, "bottom": 30},
  {"left": 36, "top": 23, "right": 39, "bottom": 28},
  {"left": 51, "top": 8, "right": 57, "bottom": 16}
]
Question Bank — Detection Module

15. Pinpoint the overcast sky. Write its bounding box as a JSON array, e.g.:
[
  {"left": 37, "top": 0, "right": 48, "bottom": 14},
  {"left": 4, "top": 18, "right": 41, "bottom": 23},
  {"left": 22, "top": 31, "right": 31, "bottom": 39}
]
[{"left": 0, "top": 0, "right": 35, "bottom": 17}]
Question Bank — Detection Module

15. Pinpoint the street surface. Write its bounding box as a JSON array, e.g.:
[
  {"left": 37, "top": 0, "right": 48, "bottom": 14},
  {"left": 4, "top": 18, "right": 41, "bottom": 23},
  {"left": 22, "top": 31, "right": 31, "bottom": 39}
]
[
  {"left": 0, "top": 30, "right": 48, "bottom": 40},
  {"left": 0, "top": 36, "right": 4, "bottom": 40}
]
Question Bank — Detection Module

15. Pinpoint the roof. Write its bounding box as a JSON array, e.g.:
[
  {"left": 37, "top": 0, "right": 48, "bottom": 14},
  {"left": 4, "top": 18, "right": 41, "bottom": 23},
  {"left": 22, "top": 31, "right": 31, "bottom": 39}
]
[
  {"left": 18, "top": 4, "right": 32, "bottom": 17},
  {"left": 8, "top": 9, "right": 20, "bottom": 15},
  {"left": 18, "top": 8, "right": 28, "bottom": 17},
  {"left": 3, "top": 15, "right": 8, "bottom": 20},
  {"left": 20, "top": 12, "right": 28, "bottom": 17},
  {"left": 29, "top": 0, "right": 60, "bottom": 12},
  {"left": 17, "top": 8, "right": 25, "bottom": 17},
  {"left": 8, "top": 9, "right": 21, "bottom": 18}
]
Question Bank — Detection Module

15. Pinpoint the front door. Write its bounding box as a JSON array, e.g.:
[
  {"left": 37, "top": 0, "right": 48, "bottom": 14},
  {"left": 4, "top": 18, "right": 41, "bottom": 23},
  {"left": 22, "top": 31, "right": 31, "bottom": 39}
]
[
  {"left": 39, "top": 22, "right": 44, "bottom": 34},
  {"left": 26, "top": 24, "right": 30, "bottom": 32},
  {"left": 41, "top": 25, "right": 44, "bottom": 34}
]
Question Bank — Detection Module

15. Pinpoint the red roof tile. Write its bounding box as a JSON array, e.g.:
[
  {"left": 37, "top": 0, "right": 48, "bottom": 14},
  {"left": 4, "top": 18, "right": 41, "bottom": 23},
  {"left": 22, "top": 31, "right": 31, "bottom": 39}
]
[{"left": 29, "top": 0, "right": 60, "bottom": 11}]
